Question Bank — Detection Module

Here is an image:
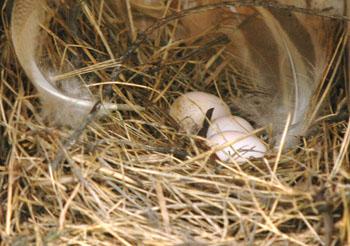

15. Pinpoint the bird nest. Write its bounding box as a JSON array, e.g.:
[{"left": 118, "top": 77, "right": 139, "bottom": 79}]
[{"left": 0, "top": 1, "right": 349, "bottom": 245}]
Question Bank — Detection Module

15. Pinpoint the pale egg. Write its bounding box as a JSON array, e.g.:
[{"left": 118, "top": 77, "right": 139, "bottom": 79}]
[
  {"left": 206, "top": 115, "right": 254, "bottom": 138},
  {"left": 207, "top": 131, "right": 266, "bottom": 163},
  {"left": 169, "top": 91, "right": 231, "bottom": 134}
]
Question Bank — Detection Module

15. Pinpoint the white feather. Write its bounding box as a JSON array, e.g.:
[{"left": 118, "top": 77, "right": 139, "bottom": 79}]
[{"left": 11, "top": 0, "right": 141, "bottom": 127}]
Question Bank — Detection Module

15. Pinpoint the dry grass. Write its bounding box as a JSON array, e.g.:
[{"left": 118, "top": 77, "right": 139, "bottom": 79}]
[{"left": 0, "top": 1, "right": 349, "bottom": 245}]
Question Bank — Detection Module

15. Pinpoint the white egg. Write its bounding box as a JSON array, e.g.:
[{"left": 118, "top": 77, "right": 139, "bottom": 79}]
[
  {"left": 206, "top": 115, "right": 254, "bottom": 138},
  {"left": 169, "top": 91, "right": 231, "bottom": 134},
  {"left": 228, "top": 6, "right": 238, "bottom": 13},
  {"left": 207, "top": 131, "right": 266, "bottom": 163}
]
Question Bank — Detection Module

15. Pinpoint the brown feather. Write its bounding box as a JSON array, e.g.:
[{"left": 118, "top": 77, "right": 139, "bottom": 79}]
[{"left": 175, "top": 0, "right": 345, "bottom": 148}]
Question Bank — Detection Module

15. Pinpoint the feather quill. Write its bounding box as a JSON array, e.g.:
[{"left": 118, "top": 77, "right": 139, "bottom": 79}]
[{"left": 11, "top": 0, "right": 140, "bottom": 127}]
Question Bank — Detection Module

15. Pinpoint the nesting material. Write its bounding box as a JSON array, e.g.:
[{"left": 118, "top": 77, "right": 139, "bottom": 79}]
[{"left": 1, "top": 0, "right": 348, "bottom": 245}]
